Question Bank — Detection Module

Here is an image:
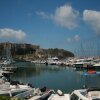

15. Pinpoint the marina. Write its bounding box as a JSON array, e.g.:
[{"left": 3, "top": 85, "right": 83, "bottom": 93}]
[
  {"left": 0, "top": 0, "right": 100, "bottom": 99},
  {"left": 1, "top": 52, "right": 100, "bottom": 99},
  {"left": 10, "top": 61, "right": 100, "bottom": 93},
  {"left": 1, "top": 60, "right": 100, "bottom": 99},
  {"left": 1, "top": 53, "right": 100, "bottom": 99}
]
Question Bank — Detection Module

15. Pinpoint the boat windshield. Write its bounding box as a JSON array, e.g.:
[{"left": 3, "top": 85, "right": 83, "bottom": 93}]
[{"left": 80, "top": 91, "right": 87, "bottom": 96}]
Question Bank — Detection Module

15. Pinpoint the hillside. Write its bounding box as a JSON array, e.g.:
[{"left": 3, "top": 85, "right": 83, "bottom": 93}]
[{"left": 0, "top": 42, "right": 74, "bottom": 60}]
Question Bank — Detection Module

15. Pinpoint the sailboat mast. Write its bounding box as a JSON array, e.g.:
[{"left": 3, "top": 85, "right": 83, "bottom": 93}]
[{"left": 6, "top": 42, "right": 12, "bottom": 60}]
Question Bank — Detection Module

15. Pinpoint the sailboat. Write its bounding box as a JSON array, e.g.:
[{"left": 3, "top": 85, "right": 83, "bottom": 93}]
[{"left": 1, "top": 42, "right": 17, "bottom": 74}]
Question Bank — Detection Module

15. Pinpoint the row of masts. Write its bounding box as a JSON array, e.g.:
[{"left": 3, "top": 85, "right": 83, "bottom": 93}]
[
  {"left": 0, "top": 42, "right": 16, "bottom": 74},
  {"left": 73, "top": 40, "right": 100, "bottom": 57},
  {"left": 1, "top": 42, "right": 12, "bottom": 60}
]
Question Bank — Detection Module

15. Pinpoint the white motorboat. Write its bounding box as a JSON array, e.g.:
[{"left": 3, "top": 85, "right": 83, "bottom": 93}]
[
  {"left": 0, "top": 73, "right": 33, "bottom": 97},
  {"left": 93, "top": 63, "right": 100, "bottom": 69},
  {"left": 1, "top": 60, "right": 11, "bottom": 65},
  {"left": 1, "top": 64, "right": 17, "bottom": 74},
  {"left": 47, "top": 57, "right": 59, "bottom": 65},
  {"left": 0, "top": 81, "right": 33, "bottom": 97},
  {"left": 14, "top": 87, "right": 55, "bottom": 100},
  {"left": 48, "top": 87, "right": 100, "bottom": 100},
  {"left": 73, "top": 58, "right": 94, "bottom": 70},
  {"left": 70, "top": 87, "right": 100, "bottom": 100},
  {"left": 48, "top": 90, "right": 70, "bottom": 100}
]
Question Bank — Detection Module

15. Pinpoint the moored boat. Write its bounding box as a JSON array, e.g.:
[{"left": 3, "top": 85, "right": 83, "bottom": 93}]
[
  {"left": 93, "top": 63, "right": 100, "bottom": 69},
  {"left": 87, "top": 70, "right": 96, "bottom": 74},
  {"left": 48, "top": 87, "right": 100, "bottom": 100},
  {"left": 48, "top": 90, "right": 70, "bottom": 100},
  {"left": 0, "top": 73, "right": 33, "bottom": 97},
  {"left": 70, "top": 87, "right": 100, "bottom": 100},
  {"left": 1, "top": 64, "right": 17, "bottom": 74},
  {"left": 0, "top": 82, "right": 33, "bottom": 97},
  {"left": 14, "top": 87, "right": 55, "bottom": 100}
]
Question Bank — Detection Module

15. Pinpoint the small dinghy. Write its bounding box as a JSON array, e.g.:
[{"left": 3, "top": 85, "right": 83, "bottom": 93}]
[
  {"left": 70, "top": 87, "right": 100, "bottom": 100},
  {"left": 48, "top": 90, "right": 70, "bottom": 100},
  {"left": 14, "top": 87, "right": 55, "bottom": 100}
]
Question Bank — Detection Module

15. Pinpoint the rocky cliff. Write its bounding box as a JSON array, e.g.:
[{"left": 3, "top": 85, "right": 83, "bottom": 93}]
[{"left": 0, "top": 42, "right": 74, "bottom": 60}]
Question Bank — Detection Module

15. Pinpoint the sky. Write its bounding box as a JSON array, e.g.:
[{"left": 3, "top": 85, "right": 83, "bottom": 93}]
[{"left": 0, "top": 0, "right": 100, "bottom": 56}]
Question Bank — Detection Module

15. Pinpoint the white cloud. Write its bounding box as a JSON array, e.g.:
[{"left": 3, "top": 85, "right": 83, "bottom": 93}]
[
  {"left": 67, "top": 35, "right": 80, "bottom": 43},
  {"left": 83, "top": 10, "right": 100, "bottom": 35},
  {"left": 52, "top": 5, "right": 79, "bottom": 29},
  {"left": 36, "top": 5, "right": 79, "bottom": 30},
  {"left": 0, "top": 28, "right": 26, "bottom": 40},
  {"left": 74, "top": 35, "right": 80, "bottom": 41},
  {"left": 36, "top": 11, "right": 50, "bottom": 19}
]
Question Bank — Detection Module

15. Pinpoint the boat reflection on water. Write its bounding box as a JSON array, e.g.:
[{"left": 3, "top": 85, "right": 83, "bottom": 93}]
[{"left": 11, "top": 62, "right": 64, "bottom": 78}]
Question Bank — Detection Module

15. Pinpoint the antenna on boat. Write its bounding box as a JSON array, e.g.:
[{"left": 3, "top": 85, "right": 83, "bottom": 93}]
[
  {"left": 83, "top": 85, "right": 87, "bottom": 89},
  {"left": 80, "top": 42, "right": 85, "bottom": 57}
]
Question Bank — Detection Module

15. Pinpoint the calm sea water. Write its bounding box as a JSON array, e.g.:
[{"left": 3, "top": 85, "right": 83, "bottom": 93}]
[{"left": 11, "top": 62, "right": 100, "bottom": 93}]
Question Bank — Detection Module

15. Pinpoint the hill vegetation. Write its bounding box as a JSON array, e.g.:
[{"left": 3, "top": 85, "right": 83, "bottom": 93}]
[{"left": 0, "top": 42, "right": 74, "bottom": 60}]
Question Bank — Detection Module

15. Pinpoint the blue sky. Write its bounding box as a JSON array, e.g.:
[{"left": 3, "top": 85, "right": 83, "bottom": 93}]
[{"left": 0, "top": 0, "right": 100, "bottom": 56}]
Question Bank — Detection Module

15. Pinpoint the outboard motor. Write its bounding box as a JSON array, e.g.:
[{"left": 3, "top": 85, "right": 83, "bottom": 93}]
[
  {"left": 10, "top": 81, "right": 20, "bottom": 85},
  {"left": 28, "top": 83, "right": 34, "bottom": 88},
  {"left": 40, "top": 86, "right": 47, "bottom": 92},
  {"left": 57, "top": 90, "right": 64, "bottom": 96}
]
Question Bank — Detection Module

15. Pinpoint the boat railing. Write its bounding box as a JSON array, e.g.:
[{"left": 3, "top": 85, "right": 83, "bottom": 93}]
[
  {"left": 0, "top": 82, "right": 10, "bottom": 90},
  {"left": 87, "top": 87, "right": 100, "bottom": 92}
]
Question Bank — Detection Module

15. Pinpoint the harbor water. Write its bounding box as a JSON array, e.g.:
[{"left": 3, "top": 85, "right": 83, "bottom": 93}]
[{"left": 10, "top": 62, "right": 100, "bottom": 93}]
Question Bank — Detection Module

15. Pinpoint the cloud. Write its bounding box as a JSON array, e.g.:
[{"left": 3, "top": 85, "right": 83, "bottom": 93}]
[
  {"left": 83, "top": 10, "right": 100, "bottom": 35},
  {"left": 52, "top": 5, "right": 79, "bottom": 29},
  {"left": 67, "top": 35, "right": 80, "bottom": 43},
  {"left": 67, "top": 38, "right": 72, "bottom": 42},
  {"left": 0, "top": 28, "right": 26, "bottom": 40},
  {"left": 36, "top": 5, "right": 79, "bottom": 30},
  {"left": 74, "top": 35, "right": 80, "bottom": 41},
  {"left": 36, "top": 11, "right": 50, "bottom": 19}
]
